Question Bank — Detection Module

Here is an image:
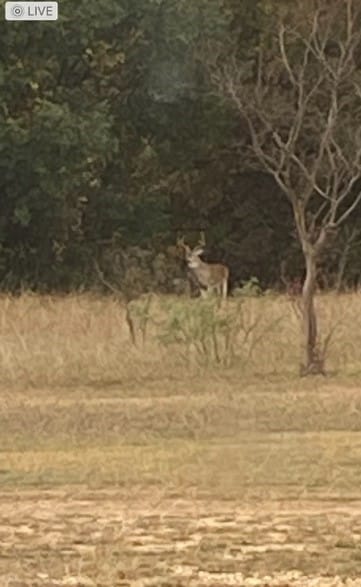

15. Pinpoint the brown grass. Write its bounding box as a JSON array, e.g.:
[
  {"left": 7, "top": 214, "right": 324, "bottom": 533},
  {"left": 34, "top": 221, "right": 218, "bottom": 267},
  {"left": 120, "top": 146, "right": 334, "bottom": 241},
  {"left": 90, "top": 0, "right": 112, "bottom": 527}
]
[
  {"left": 0, "top": 291, "right": 359, "bottom": 496},
  {"left": 0, "top": 293, "right": 361, "bottom": 584},
  {"left": 0, "top": 291, "right": 359, "bottom": 388}
]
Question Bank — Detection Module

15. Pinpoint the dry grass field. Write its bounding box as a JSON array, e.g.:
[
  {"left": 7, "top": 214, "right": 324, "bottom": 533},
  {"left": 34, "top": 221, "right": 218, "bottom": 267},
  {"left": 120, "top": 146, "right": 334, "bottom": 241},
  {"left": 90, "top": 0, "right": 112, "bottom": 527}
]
[{"left": 0, "top": 292, "right": 361, "bottom": 586}]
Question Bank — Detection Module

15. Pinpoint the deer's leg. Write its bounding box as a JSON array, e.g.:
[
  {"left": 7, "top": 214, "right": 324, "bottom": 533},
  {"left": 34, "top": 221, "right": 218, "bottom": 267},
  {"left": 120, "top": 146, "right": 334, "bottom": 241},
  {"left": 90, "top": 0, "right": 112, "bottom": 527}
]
[
  {"left": 210, "top": 285, "right": 218, "bottom": 297},
  {"left": 222, "top": 279, "right": 228, "bottom": 299}
]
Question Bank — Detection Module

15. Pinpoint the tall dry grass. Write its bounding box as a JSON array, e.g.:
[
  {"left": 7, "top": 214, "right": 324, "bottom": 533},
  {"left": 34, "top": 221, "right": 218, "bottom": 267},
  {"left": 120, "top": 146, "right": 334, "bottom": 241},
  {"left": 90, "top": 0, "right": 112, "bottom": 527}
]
[{"left": 0, "top": 292, "right": 360, "bottom": 388}]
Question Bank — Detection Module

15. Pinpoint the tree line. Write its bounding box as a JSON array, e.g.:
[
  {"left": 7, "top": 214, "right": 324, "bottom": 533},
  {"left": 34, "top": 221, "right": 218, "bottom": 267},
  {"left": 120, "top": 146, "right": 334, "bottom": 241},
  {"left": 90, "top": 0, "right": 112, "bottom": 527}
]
[{"left": 0, "top": 0, "right": 360, "bottom": 295}]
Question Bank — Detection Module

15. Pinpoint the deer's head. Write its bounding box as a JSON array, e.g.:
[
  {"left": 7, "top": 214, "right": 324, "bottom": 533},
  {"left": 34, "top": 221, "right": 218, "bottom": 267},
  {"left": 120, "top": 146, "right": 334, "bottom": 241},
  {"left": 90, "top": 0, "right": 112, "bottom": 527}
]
[{"left": 177, "top": 236, "right": 205, "bottom": 268}]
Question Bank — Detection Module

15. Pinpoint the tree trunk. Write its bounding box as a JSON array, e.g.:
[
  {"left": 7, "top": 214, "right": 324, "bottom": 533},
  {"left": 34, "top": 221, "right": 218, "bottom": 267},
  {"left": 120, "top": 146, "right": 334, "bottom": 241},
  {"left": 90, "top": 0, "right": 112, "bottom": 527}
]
[{"left": 300, "top": 251, "right": 325, "bottom": 376}]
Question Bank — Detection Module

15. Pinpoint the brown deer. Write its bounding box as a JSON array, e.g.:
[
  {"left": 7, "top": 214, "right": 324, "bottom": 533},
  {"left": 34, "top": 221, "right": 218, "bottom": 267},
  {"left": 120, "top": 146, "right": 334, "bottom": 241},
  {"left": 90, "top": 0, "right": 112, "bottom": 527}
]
[{"left": 177, "top": 235, "right": 229, "bottom": 299}]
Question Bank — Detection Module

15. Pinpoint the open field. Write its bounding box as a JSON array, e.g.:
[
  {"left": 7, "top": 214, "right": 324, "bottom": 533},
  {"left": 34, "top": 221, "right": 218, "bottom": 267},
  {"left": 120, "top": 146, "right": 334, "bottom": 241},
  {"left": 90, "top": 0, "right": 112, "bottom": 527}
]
[
  {"left": 0, "top": 293, "right": 361, "bottom": 585},
  {"left": 2, "top": 379, "right": 361, "bottom": 586}
]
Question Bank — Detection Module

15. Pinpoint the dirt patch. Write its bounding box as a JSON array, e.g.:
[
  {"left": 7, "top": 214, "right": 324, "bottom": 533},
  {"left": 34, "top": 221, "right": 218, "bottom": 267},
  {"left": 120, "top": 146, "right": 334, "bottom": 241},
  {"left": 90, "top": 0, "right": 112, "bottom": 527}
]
[{"left": 1, "top": 490, "right": 361, "bottom": 586}]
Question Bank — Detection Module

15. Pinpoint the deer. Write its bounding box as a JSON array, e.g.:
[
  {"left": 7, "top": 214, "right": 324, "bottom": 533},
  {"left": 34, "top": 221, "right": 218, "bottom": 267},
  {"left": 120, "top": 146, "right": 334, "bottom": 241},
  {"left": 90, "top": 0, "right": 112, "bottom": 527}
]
[{"left": 177, "top": 234, "right": 229, "bottom": 299}]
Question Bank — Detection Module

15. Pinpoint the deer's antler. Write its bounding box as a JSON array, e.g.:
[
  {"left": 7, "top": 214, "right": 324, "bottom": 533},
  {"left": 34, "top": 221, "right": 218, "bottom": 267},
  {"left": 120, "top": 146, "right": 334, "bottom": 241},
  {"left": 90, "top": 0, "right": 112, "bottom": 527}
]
[
  {"left": 198, "top": 230, "right": 206, "bottom": 247},
  {"left": 177, "top": 235, "right": 191, "bottom": 254}
]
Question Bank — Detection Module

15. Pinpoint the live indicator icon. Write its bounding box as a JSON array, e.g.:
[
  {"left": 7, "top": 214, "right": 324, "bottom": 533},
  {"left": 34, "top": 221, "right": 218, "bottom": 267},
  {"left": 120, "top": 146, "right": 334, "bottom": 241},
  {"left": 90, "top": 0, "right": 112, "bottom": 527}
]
[{"left": 5, "top": 2, "right": 58, "bottom": 21}]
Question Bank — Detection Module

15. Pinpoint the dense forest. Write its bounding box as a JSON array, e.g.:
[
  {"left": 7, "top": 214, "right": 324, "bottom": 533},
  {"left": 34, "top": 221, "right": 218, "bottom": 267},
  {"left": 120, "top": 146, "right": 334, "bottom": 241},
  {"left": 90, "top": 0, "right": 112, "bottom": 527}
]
[{"left": 0, "top": 0, "right": 360, "bottom": 295}]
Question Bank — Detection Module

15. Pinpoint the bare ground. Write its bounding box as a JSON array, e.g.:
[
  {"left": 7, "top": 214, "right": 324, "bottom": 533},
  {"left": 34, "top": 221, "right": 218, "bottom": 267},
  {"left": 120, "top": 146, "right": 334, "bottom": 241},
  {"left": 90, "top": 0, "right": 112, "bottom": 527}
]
[{"left": 2, "top": 489, "right": 361, "bottom": 586}]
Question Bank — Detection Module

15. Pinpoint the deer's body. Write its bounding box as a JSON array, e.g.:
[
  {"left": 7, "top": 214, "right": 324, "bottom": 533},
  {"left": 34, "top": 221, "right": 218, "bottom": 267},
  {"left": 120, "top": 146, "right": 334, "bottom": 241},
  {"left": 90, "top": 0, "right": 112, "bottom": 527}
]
[
  {"left": 178, "top": 237, "right": 229, "bottom": 299},
  {"left": 188, "top": 254, "right": 229, "bottom": 298}
]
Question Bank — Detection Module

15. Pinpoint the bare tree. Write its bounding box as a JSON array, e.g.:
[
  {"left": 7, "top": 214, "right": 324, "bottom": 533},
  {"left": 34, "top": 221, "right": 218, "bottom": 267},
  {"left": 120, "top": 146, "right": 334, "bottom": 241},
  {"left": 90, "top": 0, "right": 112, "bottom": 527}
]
[{"left": 209, "top": 0, "right": 361, "bottom": 375}]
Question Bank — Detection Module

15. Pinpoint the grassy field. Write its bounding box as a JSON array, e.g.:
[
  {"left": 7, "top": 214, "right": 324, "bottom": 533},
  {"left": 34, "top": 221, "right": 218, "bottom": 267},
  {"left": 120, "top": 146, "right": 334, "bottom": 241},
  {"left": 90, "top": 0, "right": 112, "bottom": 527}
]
[
  {"left": 0, "top": 291, "right": 360, "bottom": 387},
  {"left": 0, "top": 292, "right": 361, "bottom": 585}
]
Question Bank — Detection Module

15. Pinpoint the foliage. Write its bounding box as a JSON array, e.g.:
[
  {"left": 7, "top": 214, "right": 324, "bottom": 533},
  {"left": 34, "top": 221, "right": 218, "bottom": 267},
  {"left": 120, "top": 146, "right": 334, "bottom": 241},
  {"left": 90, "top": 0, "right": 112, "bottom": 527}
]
[
  {"left": 156, "top": 296, "right": 282, "bottom": 368},
  {"left": 0, "top": 0, "right": 360, "bottom": 293},
  {"left": 233, "top": 277, "right": 263, "bottom": 297}
]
